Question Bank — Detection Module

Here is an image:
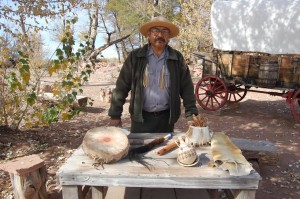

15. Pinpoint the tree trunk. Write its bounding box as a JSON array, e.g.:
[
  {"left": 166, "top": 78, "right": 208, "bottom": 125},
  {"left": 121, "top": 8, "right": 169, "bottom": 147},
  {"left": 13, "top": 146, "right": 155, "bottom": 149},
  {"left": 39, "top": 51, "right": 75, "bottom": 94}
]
[{"left": 87, "top": 2, "right": 99, "bottom": 52}]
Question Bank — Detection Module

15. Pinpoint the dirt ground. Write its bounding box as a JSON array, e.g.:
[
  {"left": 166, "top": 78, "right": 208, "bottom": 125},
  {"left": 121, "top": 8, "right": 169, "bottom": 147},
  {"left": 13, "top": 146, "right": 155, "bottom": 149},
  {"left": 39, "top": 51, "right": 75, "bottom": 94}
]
[{"left": 0, "top": 64, "right": 300, "bottom": 199}]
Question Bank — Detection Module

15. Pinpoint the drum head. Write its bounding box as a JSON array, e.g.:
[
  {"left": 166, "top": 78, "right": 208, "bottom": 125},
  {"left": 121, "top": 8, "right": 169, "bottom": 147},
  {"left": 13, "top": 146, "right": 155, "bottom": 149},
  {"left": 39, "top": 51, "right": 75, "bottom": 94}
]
[{"left": 82, "top": 127, "right": 130, "bottom": 163}]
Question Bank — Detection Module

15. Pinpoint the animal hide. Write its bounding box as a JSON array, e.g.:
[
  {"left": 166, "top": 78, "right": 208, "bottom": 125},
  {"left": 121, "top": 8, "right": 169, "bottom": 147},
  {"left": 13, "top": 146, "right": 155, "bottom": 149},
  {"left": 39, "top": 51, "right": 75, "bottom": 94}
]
[{"left": 211, "top": 132, "right": 253, "bottom": 176}]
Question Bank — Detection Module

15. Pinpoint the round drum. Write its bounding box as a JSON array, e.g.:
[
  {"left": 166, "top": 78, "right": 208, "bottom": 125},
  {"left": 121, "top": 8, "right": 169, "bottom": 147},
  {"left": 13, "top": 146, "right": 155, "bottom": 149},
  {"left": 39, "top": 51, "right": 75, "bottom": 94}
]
[{"left": 82, "top": 127, "right": 130, "bottom": 164}]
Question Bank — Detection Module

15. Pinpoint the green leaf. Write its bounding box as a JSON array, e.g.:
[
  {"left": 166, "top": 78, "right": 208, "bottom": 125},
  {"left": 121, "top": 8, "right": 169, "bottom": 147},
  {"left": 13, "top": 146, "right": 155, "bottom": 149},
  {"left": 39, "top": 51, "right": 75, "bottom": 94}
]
[
  {"left": 62, "top": 37, "right": 67, "bottom": 43},
  {"left": 27, "top": 92, "right": 37, "bottom": 106},
  {"left": 22, "top": 64, "right": 30, "bottom": 72},
  {"left": 86, "top": 69, "right": 92, "bottom": 75},
  {"left": 62, "top": 80, "right": 74, "bottom": 87},
  {"left": 56, "top": 49, "right": 63, "bottom": 56},
  {"left": 67, "top": 73, "right": 72, "bottom": 79},
  {"left": 19, "top": 58, "right": 28, "bottom": 64},
  {"left": 43, "top": 106, "right": 61, "bottom": 124},
  {"left": 72, "top": 91, "right": 77, "bottom": 96},
  {"left": 71, "top": 17, "right": 78, "bottom": 24}
]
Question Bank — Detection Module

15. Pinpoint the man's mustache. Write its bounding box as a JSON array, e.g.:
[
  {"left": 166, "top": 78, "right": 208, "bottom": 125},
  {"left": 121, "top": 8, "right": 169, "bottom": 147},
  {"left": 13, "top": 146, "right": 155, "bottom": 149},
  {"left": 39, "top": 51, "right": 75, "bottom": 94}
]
[{"left": 155, "top": 37, "right": 165, "bottom": 42}]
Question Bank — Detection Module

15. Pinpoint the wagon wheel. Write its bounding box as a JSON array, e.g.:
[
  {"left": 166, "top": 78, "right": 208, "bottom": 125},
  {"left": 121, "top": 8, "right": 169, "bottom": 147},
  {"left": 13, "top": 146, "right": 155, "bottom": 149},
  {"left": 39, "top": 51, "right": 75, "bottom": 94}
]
[
  {"left": 290, "top": 89, "right": 300, "bottom": 124},
  {"left": 195, "top": 75, "right": 228, "bottom": 111},
  {"left": 227, "top": 84, "right": 248, "bottom": 103}
]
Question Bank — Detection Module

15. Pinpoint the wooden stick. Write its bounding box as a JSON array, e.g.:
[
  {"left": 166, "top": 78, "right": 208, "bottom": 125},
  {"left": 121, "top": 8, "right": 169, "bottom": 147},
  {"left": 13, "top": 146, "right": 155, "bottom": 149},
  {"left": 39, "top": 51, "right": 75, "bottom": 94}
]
[
  {"left": 157, "top": 136, "right": 186, "bottom": 156},
  {"left": 156, "top": 141, "right": 178, "bottom": 156}
]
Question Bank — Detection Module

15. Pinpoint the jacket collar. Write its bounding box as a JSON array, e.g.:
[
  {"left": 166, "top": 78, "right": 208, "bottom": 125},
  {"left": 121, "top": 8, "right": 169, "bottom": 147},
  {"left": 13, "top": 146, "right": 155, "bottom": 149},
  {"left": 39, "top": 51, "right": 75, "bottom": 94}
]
[{"left": 136, "top": 44, "right": 178, "bottom": 60}]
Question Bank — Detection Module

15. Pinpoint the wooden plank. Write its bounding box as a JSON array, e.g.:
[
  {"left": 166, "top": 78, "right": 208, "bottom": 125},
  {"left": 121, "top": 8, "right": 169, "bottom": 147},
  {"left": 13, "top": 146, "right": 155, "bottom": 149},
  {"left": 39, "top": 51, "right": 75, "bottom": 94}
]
[
  {"left": 2, "top": 155, "right": 47, "bottom": 199},
  {"left": 92, "top": 186, "right": 108, "bottom": 199},
  {"left": 128, "top": 133, "right": 169, "bottom": 139},
  {"left": 0, "top": 154, "right": 44, "bottom": 175},
  {"left": 88, "top": 187, "right": 211, "bottom": 199},
  {"left": 231, "top": 138, "right": 277, "bottom": 152},
  {"left": 231, "top": 137, "right": 279, "bottom": 165},
  {"left": 226, "top": 189, "right": 256, "bottom": 199},
  {"left": 9, "top": 167, "right": 47, "bottom": 199},
  {"left": 207, "top": 189, "right": 219, "bottom": 199},
  {"left": 244, "top": 55, "right": 250, "bottom": 78},
  {"left": 141, "top": 188, "right": 176, "bottom": 199},
  {"left": 105, "top": 187, "right": 140, "bottom": 199},
  {"left": 174, "top": 188, "right": 210, "bottom": 199},
  {"left": 62, "top": 185, "right": 83, "bottom": 199}
]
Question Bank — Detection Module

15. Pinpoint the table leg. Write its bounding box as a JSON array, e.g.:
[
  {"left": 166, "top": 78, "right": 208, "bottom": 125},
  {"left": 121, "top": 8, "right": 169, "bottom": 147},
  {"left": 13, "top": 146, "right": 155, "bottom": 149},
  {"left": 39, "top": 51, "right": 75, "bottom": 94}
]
[
  {"left": 62, "top": 185, "right": 84, "bottom": 199},
  {"left": 92, "top": 186, "right": 108, "bottom": 199},
  {"left": 226, "top": 189, "right": 256, "bottom": 199}
]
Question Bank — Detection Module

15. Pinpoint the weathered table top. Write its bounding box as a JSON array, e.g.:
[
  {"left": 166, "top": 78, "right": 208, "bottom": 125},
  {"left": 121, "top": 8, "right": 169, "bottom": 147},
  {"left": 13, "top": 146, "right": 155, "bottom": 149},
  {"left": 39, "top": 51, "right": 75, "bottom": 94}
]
[{"left": 57, "top": 133, "right": 261, "bottom": 191}]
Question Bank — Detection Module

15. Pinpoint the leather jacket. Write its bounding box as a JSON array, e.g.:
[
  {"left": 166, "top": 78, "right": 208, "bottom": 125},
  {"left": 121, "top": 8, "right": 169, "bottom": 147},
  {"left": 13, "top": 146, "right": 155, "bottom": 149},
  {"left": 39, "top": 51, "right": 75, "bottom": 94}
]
[{"left": 108, "top": 44, "right": 198, "bottom": 124}]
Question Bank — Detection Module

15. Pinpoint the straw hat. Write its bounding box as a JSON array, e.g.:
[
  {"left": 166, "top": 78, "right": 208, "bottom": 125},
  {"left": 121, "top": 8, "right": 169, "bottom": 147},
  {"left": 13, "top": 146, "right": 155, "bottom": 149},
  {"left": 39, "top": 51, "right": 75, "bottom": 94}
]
[{"left": 139, "top": 16, "right": 179, "bottom": 38}]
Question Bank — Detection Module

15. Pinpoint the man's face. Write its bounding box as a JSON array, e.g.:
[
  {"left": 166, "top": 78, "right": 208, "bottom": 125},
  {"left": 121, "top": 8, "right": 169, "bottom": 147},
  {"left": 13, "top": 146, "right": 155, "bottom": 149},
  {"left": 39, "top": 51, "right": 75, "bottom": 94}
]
[{"left": 147, "top": 26, "right": 170, "bottom": 48}]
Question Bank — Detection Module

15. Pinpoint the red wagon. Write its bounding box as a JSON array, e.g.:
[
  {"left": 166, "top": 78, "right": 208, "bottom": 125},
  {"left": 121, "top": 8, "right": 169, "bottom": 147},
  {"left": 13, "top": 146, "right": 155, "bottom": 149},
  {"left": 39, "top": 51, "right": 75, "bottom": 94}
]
[{"left": 194, "top": 0, "right": 300, "bottom": 124}]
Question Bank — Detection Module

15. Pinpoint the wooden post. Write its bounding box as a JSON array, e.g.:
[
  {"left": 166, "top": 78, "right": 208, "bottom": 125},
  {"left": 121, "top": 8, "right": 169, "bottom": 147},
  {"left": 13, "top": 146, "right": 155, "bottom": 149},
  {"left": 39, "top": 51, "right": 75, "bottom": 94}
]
[{"left": 0, "top": 155, "right": 47, "bottom": 199}]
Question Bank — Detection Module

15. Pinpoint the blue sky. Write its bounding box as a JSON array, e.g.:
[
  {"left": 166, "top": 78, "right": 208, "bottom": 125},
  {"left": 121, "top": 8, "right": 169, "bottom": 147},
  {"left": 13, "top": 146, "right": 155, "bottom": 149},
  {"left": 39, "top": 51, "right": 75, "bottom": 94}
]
[
  {"left": 41, "top": 30, "right": 118, "bottom": 59},
  {"left": 40, "top": 11, "right": 119, "bottom": 59}
]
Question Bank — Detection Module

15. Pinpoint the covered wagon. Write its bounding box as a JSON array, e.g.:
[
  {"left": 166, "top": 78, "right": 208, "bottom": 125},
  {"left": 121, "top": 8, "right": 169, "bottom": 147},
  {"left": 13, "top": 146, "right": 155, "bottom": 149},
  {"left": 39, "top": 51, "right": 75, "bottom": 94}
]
[{"left": 194, "top": 0, "right": 300, "bottom": 123}]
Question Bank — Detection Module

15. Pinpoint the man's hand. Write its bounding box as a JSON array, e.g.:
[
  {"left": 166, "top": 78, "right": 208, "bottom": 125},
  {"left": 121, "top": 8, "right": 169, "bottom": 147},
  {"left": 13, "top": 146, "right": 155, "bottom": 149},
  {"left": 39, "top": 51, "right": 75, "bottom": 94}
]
[{"left": 109, "top": 119, "right": 122, "bottom": 127}]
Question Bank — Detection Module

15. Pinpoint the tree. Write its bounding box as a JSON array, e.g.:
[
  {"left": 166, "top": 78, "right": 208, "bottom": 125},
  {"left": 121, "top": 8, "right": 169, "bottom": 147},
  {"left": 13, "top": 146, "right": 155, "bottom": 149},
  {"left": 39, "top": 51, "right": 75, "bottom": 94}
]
[
  {"left": 175, "top": 0, "right": 213, "bottom": 58},
  {"left": 0, "top": 0, "right": 131, "bottom": 129},
  {"left": 104, "top": 0, "right": 213, "bottom": 60}
]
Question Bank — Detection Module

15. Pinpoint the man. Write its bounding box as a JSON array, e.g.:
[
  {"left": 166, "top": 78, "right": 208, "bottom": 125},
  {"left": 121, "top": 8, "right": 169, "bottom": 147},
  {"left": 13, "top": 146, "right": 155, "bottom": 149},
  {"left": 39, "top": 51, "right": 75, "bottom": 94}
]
[{"left": 108, "top": 16, "right": 198, "bottom": 133}]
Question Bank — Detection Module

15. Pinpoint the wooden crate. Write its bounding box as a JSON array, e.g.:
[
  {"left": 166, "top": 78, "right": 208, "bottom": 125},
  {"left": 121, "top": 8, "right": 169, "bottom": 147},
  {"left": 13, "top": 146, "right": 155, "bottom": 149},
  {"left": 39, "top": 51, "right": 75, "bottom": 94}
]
[
  {"left": 232, "top": 54, "right": 247, "bottom": 76},
  {"left": 248, "top": 56, "right": 260, "bottom": 79},
  {"left": 279, "top": 56, "right": 300, "bottom": 87},
  {"left": 219, "top": 53, "right": 232, "bottom": 75}
]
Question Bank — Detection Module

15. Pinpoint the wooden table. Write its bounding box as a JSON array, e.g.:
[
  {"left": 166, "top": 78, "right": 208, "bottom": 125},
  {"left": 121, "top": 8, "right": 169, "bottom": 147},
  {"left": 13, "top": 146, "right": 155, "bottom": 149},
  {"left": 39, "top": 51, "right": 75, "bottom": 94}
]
[{"left": 57, "top": 133, "right": 261, "bottom": 199}]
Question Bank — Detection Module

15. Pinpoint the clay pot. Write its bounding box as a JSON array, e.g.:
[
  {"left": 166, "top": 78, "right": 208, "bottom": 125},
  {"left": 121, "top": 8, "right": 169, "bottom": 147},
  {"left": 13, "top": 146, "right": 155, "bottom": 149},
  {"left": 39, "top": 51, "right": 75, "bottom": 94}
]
[{"left": 176, "top": 136, "right": 198, "bottom": 166}]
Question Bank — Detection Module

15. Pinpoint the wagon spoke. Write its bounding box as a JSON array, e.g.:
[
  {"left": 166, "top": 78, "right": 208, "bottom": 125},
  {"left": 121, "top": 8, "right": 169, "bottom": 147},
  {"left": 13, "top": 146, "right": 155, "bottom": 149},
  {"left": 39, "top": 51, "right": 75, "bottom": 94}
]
[
  {"left": 227, "top": 84, "right": 247, "bottom": 103},
  {"left": 212, "top": 96, "right": 221, "bottom": 106},
  {"left": 205, "top": 96, "right": 211, "bottom": 107},
  {"left": 195, "top": 76, "right": 228, "bottom": 111},
  {"left": 200, "top": 95, "right": 208, "bottom": 101},
  {"left": 215, "top": 88, "right": 226, "bottom": 95},
  {"left": 213, "top": 84, "right": 225, "bottom": 92},
  {"left": 228, "top": 93, "right": 235, "bottom": 102}
]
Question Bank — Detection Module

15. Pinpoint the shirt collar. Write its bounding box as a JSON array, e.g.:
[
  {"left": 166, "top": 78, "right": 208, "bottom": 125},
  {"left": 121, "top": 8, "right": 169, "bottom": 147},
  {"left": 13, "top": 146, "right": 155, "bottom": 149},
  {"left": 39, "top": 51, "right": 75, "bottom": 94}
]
[{"left": 147, "top": 45, "right": 169, "bottom": 60}]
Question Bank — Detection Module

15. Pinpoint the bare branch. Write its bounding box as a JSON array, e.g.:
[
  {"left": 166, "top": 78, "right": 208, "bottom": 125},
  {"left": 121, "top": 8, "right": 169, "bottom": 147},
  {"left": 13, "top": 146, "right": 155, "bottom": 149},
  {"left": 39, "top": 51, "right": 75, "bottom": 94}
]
[{"left": 87, "top": 34, "right": 130, "bottom": 60}]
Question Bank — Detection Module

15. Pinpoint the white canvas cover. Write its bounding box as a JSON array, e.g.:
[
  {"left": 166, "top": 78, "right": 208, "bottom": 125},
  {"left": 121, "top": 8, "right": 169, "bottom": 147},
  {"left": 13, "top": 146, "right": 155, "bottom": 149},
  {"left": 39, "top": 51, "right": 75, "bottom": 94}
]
[{"left": 211, "top": 0, "right": 300, "bottom": 54}]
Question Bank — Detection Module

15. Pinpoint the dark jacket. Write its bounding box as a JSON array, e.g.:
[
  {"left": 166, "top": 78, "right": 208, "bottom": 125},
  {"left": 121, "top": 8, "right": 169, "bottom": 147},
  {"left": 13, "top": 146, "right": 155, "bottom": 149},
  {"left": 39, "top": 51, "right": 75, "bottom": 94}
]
[{"left": 108, "top": 44, "right": 198, "bottom": 123}]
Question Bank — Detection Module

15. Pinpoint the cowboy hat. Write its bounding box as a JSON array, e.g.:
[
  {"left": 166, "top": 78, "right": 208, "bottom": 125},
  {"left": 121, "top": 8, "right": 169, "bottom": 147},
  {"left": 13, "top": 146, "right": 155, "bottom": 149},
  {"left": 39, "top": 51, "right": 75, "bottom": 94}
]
[{"left": 139, "top": 16, "right": 179, "bottom": 38}]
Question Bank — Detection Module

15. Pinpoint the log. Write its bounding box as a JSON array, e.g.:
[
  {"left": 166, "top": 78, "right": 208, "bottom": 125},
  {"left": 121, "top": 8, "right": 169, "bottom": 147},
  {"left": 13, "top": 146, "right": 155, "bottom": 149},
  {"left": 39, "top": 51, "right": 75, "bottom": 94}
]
[
  {"left": 38, "top": 92, "right": 88, "bottom": 107},
  {"left": 0, "top": 155, "right": 47, "bottom": 199}
]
